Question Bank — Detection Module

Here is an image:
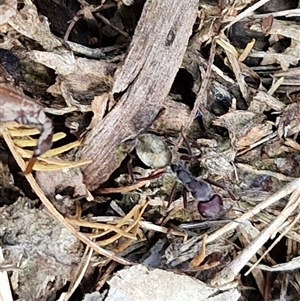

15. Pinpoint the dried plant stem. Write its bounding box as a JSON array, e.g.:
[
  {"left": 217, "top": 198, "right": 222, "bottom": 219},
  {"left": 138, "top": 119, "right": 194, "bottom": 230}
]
[
  {"left": 209, "top": 180, "right": 300, "bottom": 285},
  {"left": 254, "top": 8, "right": 300, "bottom": 18},
  {"left": 227, "top": 188, "right": 300, "bottom": 279},
  {"left": 206, "top": 178, "right": 300, "bottom": 246},
  {"left": 172, "top": 38, "right": 217, "bottom": 155},
  {"left": 246, "top": 210, "right": 300, "bottom": 276},
  {"left": 96, "top": 169, "right": 164, "bottom": 194},
  {"left": 95, "top": 261, "right": 118, "bottom": 291},
  {"left": 222, "top": 0, "right": 272, "bottom": 31},
  {"left": 236, "top": 163, "right": 296, "bottom": 182},
  {"left": 61, "top": 247, "right": 93, "bottom": 301}
]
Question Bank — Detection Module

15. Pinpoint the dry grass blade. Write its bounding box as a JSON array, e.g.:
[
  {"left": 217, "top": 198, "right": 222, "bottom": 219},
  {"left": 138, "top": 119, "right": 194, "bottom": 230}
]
[
  {"left": 254, "top": 8, "right": 300, "bottom": 18},
  {"left": 10, "top": 131, "right": 76, "bottom": 158},
  {"left": 246, "top": 211, "right": 300, "bottom": 275},
  {"left": 90, "top": 217, "right": 187, "bottom": 238},
  {"left": 236, "top": 132, "right": 278, "bottom": 157},
  {"left": 9, "top": 129, "right": 65, "bottom": 140},
  {"left": 87, "top": 201, "right": 149, "bottom": 248},
  {"left": 206, "top": 178, "right": 300, "bottom": 245},
  {"left": 222, "top": 0, "right": 272, "bottom": 31},
  {"left": 112, "top": 209, "right": 141, "bottom": 253},
  {"left": 2, "top": 128, "right": 130, "bottom": 265},
  {"left": 236, "top": 163, "right": 296, "bottom": 182},
  {"left": 267, "top": 76, "right": 285, "bottom": 95},
  {"left": 26, "top": 158, "right": 92, "bottom": 171},
  {"left": 173, "top": 38, "right": 217, "bottom": 155},
  {"left": 66, "top": 218, "right": 137, "bottom": 240},
  {"left": 221, "top": 39, "right": 249, "bottom": 101},
  {"left": 238, "top": 38, "right": 256, "bottom": 62},
  {"left": 216, "top": 38, "right": 239, "bottom": 58},
  {"left": 35, "top": 141, "right": 81, "bottom": 158}
]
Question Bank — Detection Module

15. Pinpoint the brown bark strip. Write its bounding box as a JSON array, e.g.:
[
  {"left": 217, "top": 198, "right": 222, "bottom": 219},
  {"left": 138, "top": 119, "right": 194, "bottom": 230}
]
[{"left": 80, "top": 0, "right": 198, "bottom": 190}]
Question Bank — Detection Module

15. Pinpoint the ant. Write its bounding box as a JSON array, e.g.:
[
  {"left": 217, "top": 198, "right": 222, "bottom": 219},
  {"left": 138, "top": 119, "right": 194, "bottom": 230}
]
[{"left": 171, "top": 161, "right": 224, "bottom": 219}]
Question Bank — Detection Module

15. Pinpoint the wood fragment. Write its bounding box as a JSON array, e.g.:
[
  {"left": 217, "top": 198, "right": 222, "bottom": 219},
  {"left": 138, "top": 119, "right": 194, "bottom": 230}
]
[{"left": 80, "top": 0, "right": 198, "bottom": 190}]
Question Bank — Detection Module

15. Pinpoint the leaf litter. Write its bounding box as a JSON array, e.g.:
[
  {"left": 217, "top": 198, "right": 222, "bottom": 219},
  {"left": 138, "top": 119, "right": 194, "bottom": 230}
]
[{"left": 1, "top": 0, "right": 300, "bottom": 300}]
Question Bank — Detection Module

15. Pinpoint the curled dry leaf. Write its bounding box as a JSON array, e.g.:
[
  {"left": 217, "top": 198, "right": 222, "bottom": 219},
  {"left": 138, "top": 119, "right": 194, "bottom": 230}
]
[
  {"left": 31, "top": 51, "right": 116, "bottom": 113},
  {"left": 200, "top": 148, "right": 234, "bottom": 179},
  {"left": 213, "top": 110, "right": 272, "bottom": 149},
  {"left": 8, "top": 0, "right": 61, "bottom": 51},
  {"left": 150, "top": 96, "right": 191, "bottom": 134},
  {"left": 248, "top": 91, "right": 286, "bottom": 113},
  {"left": 136, "top": 133, "right": 172, "bottom": 169},
  {"left": 261, "top": 15, "right": 273, "bottom": 35},
  {"left": 251, "top": 19, "right": 300, "bottom": 70},
  {"left": 214, "top": 110, "right": 256, "bottom": 133},
  {"left": 88, "top": 93, "right": 110, "bottom": 129}
]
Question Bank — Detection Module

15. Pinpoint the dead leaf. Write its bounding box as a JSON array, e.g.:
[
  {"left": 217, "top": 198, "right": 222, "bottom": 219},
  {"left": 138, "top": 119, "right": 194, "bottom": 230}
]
[
  {"left": 8, "top": 0, "right": 61, "bottom": 50},
  {"left": 31, "top": 50, "right": 116, "bottom": 113},
  {"left": 236, "top": 122, "right": 273, "bottom": 148},
  {"left": 0, "top": 0, "right": 17, "bottom": 25},
  {"left": 251, "top": 19, "right": 300, "bottom": 70},
  {"left": 248, "top": 91, "right": 286, "bottom": 113},
  {"left": 278, "top": 103, "right": 300, "bottom": 138}
]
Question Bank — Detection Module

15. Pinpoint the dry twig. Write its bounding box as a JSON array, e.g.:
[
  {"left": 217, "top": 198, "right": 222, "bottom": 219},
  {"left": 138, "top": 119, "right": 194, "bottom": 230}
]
[{"left": 80, "top": 0, "right": 198, "bottom": 190}]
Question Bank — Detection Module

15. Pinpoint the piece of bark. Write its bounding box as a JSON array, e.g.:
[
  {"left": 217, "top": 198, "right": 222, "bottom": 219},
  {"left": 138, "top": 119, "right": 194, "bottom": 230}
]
[
  {"left": 80, "top": 0, "right": 198, "bottom": 190},
  {"left": 150, "top": 96, "right": 191, "bottom": 135}
]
